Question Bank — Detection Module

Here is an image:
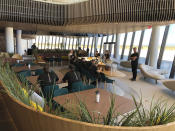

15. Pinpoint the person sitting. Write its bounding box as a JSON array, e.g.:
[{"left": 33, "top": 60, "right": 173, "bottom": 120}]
[
  {"left": 89, "top": 60, "right": 106, "bottom": 82},
  {"left": 31, "top": 43, "right": 37, "bottom": 50},
  {"left": 80, "top": 58, "right": 86, "bottom": 66},
  {"left": 62, "top": 65, "right": 81, "bottom": 93},
  {"left": 68, "top": 50, "right": 74, "bottom": 64},
  {"left": 24, "top": 50, "right": 27, "bottom": 55},
  {"left": 38, "top": 64, "right": 59, "bottom": 97},
  {"left": 89, "top": 60, "right": 99, "bottom": 79},
  {"left": 78, "top": 47, "right": 85, "bottom": 57},
  {"left": 104, "top": 50, "right": 110, "bottom": 60},
  {"left": 68, "top": 50, "right": 73, "bottom": 60},
  {"left": 95, "top": 50, "right": 100, "bottom": 57},
  {"left": 82, "top": 59, "right": 92, "bottom": 70}
]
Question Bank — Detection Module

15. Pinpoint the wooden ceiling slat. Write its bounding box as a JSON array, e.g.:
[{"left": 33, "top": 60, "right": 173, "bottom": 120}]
[{"left": 1, "top": 0, "right": 175, "bottom": 27}]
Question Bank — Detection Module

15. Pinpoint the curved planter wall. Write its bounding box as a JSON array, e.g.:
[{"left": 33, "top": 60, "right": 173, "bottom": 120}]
[{"left": 2, "top": 90, "right": 175, "bottom": 131}]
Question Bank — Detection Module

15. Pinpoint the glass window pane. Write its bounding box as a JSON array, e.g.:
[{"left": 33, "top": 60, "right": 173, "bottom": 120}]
[
  {"left": 163, "top": 24, "right": 175, "bottom": 61},
  {"left": 139, "top": 29, "right": 152, "bottom": 60},
  {"left": 55, "top": 37, "right": 59, "bottom": 49},
  {"left": 161, "top": 24, "right": 175, "bottom": 73},
  {"left": 101, "top": 36, "right": 107, "bottom": 54},
  {"left": 81, "top": 37, "right": 84, "bottom": 49},
  {"left": 123, "top": 32, "right": 133, "bottom": 60},
  {"left": 59, "top": 37, "right": 62, "bottom": 49},
  {"left": 49, "top": 36, "right": 52, "bottom": 49},
  {"left": 42, "top": 36, "right": 46, "bottom": 49},
  {"left": 35, "top": 36, "right": 39, "bottom": 47},
  {"left": 66, "top": 37, "right": 69, "bottom": 50},
  {"left": 88, "top": 37, "right": 93, "bottom": 52},
  {"left": 73, "top": 38, "right": 77, "bottom": 49},
  {"left": 157, "top": 26, "right": 166, "bottom": 55},
  {"left": 133, "top": 31, "right": 141, "bottom": 48},
  {"left": 84, "top": 37, "right": 88, "bottom": 51},
  {"left": 97, "top": 37, "right": 102, "bottom": 52},
  {"left": 45, "top": 36, "right": 48, "bottom": 49},
  {"left": 119, "top": 33, "right": 125, "bottom": 56}
]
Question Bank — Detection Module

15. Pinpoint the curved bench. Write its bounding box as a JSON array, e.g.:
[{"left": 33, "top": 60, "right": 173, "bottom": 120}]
[
  {"left": 161, "top": 79, "right": 175, "bottom": 91},
  {"left": 140, "top": 64, "right": 167, "bottom": 84},
  {"left": 120, "top": 61, "right": 132, "bottom": 68},
  {"left": 2, "top": 86, "right": 175, "bottom": 131}
]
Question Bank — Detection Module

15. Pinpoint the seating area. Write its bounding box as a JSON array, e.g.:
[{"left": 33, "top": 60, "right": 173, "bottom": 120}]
[
  {"left": 120, "top": 61, "right": 132, "bottom": 68},
  {"left": 161, "top": 79, "right": 175, "bottom": 92},
  {"left": 73, "top": 59, "right": 115, "bottom": 84},
  {"left": 10, "top": 59, "right": 97, "bottom": 104},
  {"left": 140, "top": 64, "right": 168, "bottom": 84},
  {"left": 1, "top": 1, "right": 175, "bottom": 131}
]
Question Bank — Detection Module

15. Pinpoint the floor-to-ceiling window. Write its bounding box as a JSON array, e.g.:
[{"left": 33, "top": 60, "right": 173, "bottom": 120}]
[
  {"left": 139, "top": 28, "right": 152, "bottom": 63},
  {"left": 83, "top": 37, "right": 89, "bottom": 51},
  {"left": 123, "top": 32, "right": 133, "bottom": 60},
  {"left": 161, "top": 24, "right": 175, "bottom": 77},
  {"left": 119, "top": 33, "right": 125, "bottom": 56}
]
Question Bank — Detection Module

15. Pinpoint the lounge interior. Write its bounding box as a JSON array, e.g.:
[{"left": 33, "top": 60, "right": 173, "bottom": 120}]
[{"left": 0, "top": 0, "right": 175, "bottom": 131}]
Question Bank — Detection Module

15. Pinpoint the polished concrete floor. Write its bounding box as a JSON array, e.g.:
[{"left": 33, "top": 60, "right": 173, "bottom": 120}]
[
  {"left": 55, "top": 65, "right": 175, "bottom": 109},
  {"left": 111, "top": 67, "right": 175, "bottom": 109}
]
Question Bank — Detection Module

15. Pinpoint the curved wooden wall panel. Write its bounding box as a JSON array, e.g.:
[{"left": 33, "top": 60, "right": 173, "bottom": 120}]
[
  {"left": 2, "top": 88, "right": 175, "bottom": 131},
  {"left": 0, "top": 0, "right": 175, "bottom": 26}
]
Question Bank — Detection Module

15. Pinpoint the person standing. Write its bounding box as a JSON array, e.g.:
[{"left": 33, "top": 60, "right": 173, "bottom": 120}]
[
  {"left": 130, "top": 47, "right": 139, "bottom": 81},
  {"left": 31, "top": 43, "right": 38, "bottom": 62}
]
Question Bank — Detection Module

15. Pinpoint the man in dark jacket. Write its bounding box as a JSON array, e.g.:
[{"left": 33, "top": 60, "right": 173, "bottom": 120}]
[
  {"left": 62, "top": 65, "right": 81, "bottom": 92},
  {"left": 89, "top": 60, "right": 106, "bottom": 82},
  {"left": 89, "top": 60, "right": 98, "bottom": 78},
  {"left": 38, "top": 64, "right": 59, "bottom": 89},
  {"left": 130, "top": 47, "right": 139, "bottom": 81}
]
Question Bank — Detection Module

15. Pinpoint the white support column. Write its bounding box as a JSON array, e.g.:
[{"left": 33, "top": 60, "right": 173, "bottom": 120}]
[
  {"left": 149, "top": 26, "right": 161, "bottom": 67},
  {"left": 5, "top": 27, "right": 14, "bottom": 53},
  {"left": 16, "top": 30, "right": 22, "bottom": 55},
  {"left": 114, "top": 34, "right": 121, "bottom": 60}
]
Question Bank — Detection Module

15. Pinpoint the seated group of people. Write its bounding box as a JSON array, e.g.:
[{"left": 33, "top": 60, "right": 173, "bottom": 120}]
[
  {"left": 37, "top": 64, "right": 82, "bottom": 95},
  {"left": 70, "top": 57, "right": 108, "bottom": 82},
  {"left": 36, "top": 50, "right": 113, "bottom": 108},
  {"left": 68, "top": 47, "right": 88, "bottom": 60},
  {"left": 95, "top": 50, "right": 110, "bottom": 62}
]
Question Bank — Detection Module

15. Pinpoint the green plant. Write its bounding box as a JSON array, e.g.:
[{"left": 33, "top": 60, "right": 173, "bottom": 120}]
[
  {"left": 118, "top": 96, "right": 175, "bottom": 127},
  {"left": 0, "top": 61, "right": 43, "bottom": 111},
  {"left": 77, "top": 98, "right": 95, "bottom": 123},
  {"left": 103, "top": 95, "right": 118, "bottom": 125},
  {"left": 1, "top": 59, "right": 175, "bottom": 127}
]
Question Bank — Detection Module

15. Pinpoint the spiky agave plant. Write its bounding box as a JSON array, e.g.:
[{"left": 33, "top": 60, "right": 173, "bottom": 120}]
[
  {"left": 0, "top": 62, "right": 30, "bottom": 105},
  {"left": 118, "top": 96, "right": 175, "bottom": 127},
  {"left": 103, "top": 94, "right": 118, "bottom": 125},
  {"left": 148, "top": 98, "right": 175, "bottom": 126},
  {"left": 0, "top": 61, "right": 43, "bottom": 111}
]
